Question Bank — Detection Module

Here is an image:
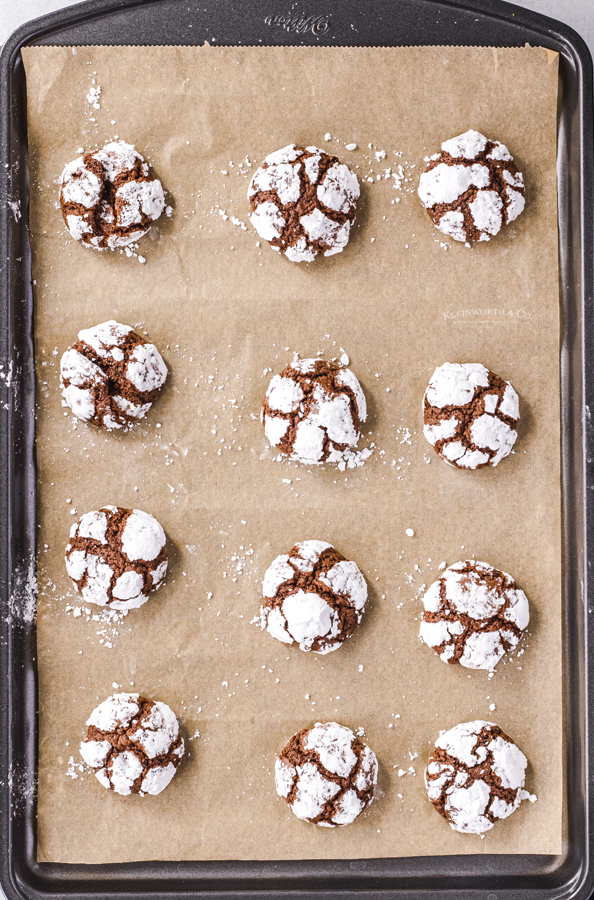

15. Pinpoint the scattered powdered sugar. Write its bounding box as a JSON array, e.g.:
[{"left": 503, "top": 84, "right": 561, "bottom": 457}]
[
  {"left": 66, "top": 756, "right": 85, "bottom": 779},
  {"left": 8, "top": 199, "right": 21, "bottom": 222},
  {"left": 86, "top": 83, "right": 101, "bottom": 109},
  {"left": 11, "top": 557, "right": 37, "bottom": 624}
]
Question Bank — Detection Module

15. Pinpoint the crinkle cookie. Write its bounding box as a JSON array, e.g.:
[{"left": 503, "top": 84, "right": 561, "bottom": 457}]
[
  {"left": 418, "top": 130, "right": 525, "bottom": 242},
  {"left": 248, "top": 144, "right": 360, "bottom": 261},
  {"left": 80, "top": 693, "right": 184, "bottom": 796},
  {"left": 423, "top": 362, "right": 519, "bottom": 469},
  {"left": 261, "top": 540, "right": 367, "bottom": 654},
  {"left": 419, "top": 560, "right": 529, "bottom": 671},
  {"left": 60, "top": 141, "right": 165, "bottom": 249},
  {"left": 275, "top": 721, "right": 377, "bottom": 826},
  {"left": 60, "top": 320, "right": 167, "bottom": 429},
  {"left": 425, "top": 720, "right": 535, "bottom": 834},
  {"left": 65, "top": 506, "right": 168, "bottom": 610},
  {"left": 262, "top": 358, "right": 367, "bottom": 465}
]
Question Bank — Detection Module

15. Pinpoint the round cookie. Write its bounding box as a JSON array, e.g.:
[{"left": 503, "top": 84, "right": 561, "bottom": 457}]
[
  {"left": 248, "top": 144, "right": 360, "bottom": 261},
  {"left": 275, "top": 721, "right": 377, "bottom": 826},
  {"left": 423, "top": 362, "right": 519, "bottom": 469},
  {"left": 60, "top": 320, "right": 168, "bottom": 430},
  {"left": 65, "top": 506, "right": 168, "bottom": 610},
  {"left": 419, "top": 560, "right": 529, "bottom": 670},
  {"left": 80, "top": 693, "right": 184, "bottom": 796},
  {"left": 60, "top": 141, "right": 165, "bottom": 249},
  {"left": 261, "top": 540, "right": 367, "bottom": 654},
  {"left": 262, "top": 358, "right": 367, "bottom": 465},
  {"left": 425, "top": 720, "right": 535, "bottom": 833},
  {"left": 417, "top": 130, "right": 525, "bottom": 242}
]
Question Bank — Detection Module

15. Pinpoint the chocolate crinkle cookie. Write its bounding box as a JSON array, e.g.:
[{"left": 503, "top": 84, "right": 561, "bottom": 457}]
[
  {"left": 60, "top": 141, "right": 165, "bottom": 249},
  {"left": 80, "top": 693, "right": 184, "bottom": 796},
  {"left": 419, "top": 560, "right": 529, "bottom": 671},
  {"left": 423, "top": 362, "right": 519, "bottom": 469},
  {"left": 275, "top": 722, "right": 377, "bottom": 826},
  {"left": 261, "top": 540, "right": 367, "bottom": 654},
  {"left": 65, "top": 506, "right": 168, "bottom": 610},
  {"left": 60, "top": 320, "right": 167, "bottom": 429},
  {"left": 262, "top": 358, "right": 367, "bottom": 465},
  {"left": 248, "top": 144, "right": 360, "bottom": 261},
  {"left": 425, "top": 720, "right": 535, "bottom": 834},
  {"left": 418, "top": 130, "right": 525, "bottom": 242}
]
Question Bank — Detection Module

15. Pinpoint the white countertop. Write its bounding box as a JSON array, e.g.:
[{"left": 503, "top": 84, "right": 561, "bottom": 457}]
[{"left": 2, "top": 0, "right": 594, "bottom": 64}]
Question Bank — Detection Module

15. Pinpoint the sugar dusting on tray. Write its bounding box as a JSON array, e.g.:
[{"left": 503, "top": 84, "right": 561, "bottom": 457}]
[{"left": 23, "top": 43, "right": 561, "bottom": 864}]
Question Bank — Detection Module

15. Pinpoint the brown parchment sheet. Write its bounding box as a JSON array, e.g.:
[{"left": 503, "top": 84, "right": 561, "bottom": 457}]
[{"left": 22, "top": 44, "right": 561, "bottom": 863}]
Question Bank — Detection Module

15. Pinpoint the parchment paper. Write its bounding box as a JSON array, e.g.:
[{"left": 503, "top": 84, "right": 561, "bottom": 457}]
[{"left": 22, "top": 44, "right": 561, "bottom": 863}]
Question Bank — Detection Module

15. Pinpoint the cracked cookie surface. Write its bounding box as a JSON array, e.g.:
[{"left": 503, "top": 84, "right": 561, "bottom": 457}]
[
  {"left": 65, "top": 506, "right": 168, "bottom": 610},
  {"left": 425, "top": 720, "right": 534, "bottom": 833},
  {"left": 275, "top": 722, "right": 377, "bottom": 826},
  {"left": 261, "top": 540, "right": 367, "bottom": 654},
  {"left": 418, "top": 129, "right": 525, "bottom": 242},
  {"left": 262, "top": 358, "right": 367, "bottom": 465},
  {"left": 60, "top": 320, "right": 167, "bottom": 430},
  {"left": 248, "top": 144, "right": 359, "bottom": 261},
  {"left": 419, "top": 560, "right": 529, "bottom": 670},
  {"left": 60, "top": 141, "right": 165, "bottom": 249},
  {"left": 80, "top": 693, "right": 184, "bottom": 796},
  {"left": 423, "top": 362, "right": 519, "bottom": 469}
]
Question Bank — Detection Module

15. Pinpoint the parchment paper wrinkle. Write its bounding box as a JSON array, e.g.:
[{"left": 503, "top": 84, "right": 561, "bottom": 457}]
[{"left": 22, "top": 44, "right": 561, "bottom": 863}]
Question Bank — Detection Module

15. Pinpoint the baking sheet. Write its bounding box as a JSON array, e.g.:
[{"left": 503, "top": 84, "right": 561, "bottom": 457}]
[{"left": 22, "top": 43, "right": 561, "bottom": 862}]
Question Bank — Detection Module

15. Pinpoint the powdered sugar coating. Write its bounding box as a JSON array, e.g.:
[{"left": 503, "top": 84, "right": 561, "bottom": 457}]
[
  {"left": 425, "top": 720, "right": 534, "bottom": 833},
  {"left": 425, "top": 363, "right": 490, "bottom": 408},
  {"left": 65, "top": 506, "right": 168, "bottom": 610},
  {"left": 60, "top": 321, "right": 167, "bottom": 430},
  {"left": 276, "top": 722, "right": 377, "bottom": 826},
  {"left": 121, "top": 510, "right": 166, "bottom": 562},
  {"left": 261, "top": 540, "right": 367, "bottom": 654},
  {"left": 87, "top": 692, "right": 140, "bottom": 731},
  {"left": 262, "top": 358, "right": 367, "bottom": 465},
  {"left": 419, "top": 560, "right": 529, "bottom": 670},
  {"left": 423, "top": 363, "right": 519, "bottom": 470},
  {"left": 248, "top": 144, "right": 359, "bottom": 261},
  {"left": 60, "top": 141, "right": 164, "bottom": 249},
  {"left": 304, "top": 722, "right": 357, "bottom": 777},
  {"left": 129, "top": 701, "right": 180, "bottom": 758},
  {"left": 441, "top": 131, "right": 489, "bottom": 159},
  {"left": 418, "top": 163, "right": 490, "bottom": 206},
  {"left": 61, "top": 158, "right": 102, "bottom": 208},
  {"left": 80, "top": 693, "right": 184, "bottom": 796},
  {"left": 141, "top": 763, "right": 178, "bottom": 795},
  {"left": 418, "top": 130, "right": 525, "bottom": 242}
]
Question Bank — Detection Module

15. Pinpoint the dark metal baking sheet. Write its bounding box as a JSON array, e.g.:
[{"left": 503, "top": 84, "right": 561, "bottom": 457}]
[{"left": 0, "top": 0, "right": 592, "bottom": 897}]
